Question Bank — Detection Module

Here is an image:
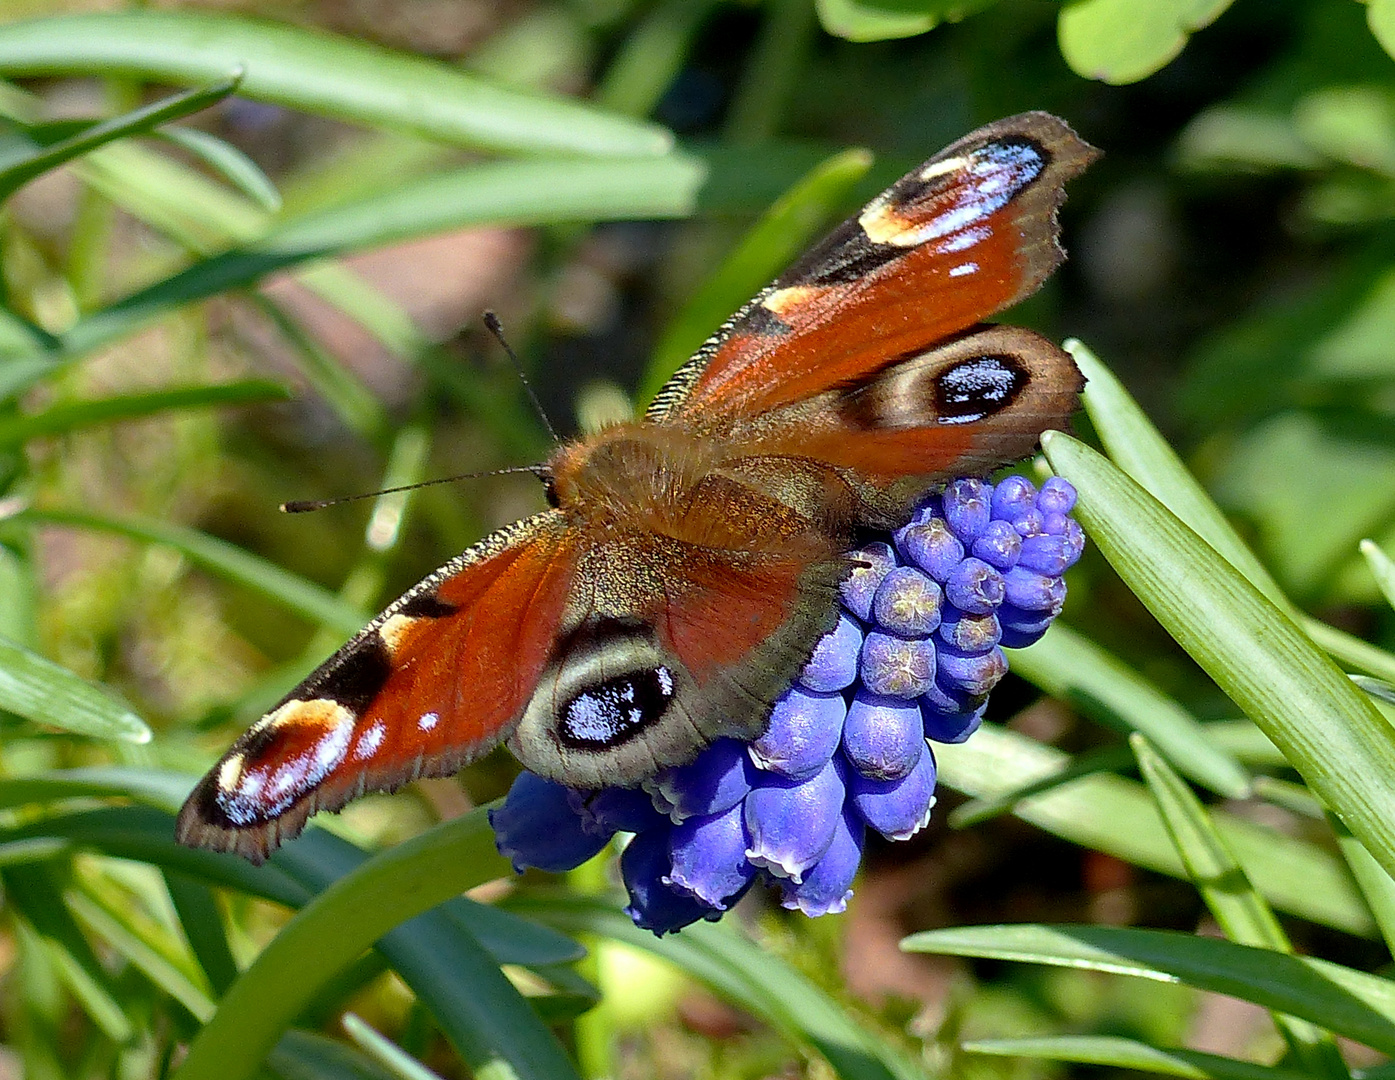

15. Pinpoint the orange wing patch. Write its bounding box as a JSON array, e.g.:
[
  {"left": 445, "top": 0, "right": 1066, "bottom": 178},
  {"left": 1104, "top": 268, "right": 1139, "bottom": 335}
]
[
  {"left": 176, "top": 512, "right": 577, "bottom": 863},
  {"left": 658, "top": 548, "right": 819, "bottom": 681},
  {"left": 651, "top": 113, "right": 1098, "bottom": 425}
]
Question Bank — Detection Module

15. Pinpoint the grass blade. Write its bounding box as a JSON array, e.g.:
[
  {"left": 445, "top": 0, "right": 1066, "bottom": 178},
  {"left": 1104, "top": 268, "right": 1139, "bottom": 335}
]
[
  {"left": 0, "top": 12, "right": 671, "bottom": 157},
  {"left": 947, "top": 746, "right": 1135, "bottom": 828},
  {"left": 0, "top": 379, "right": 290, "bottom": 447},
  {"left": 152, "top": 126, "right": 283, "bottom": 212},
  {"left": 38, "top": 154, "right": 707, "bottom": 380},
  {"left": 1069, "top": 339, "right": 1395, "bottom": 686},
  {"left": 1043, "top": 430, "right": 1395, "bottom": 884},
  {"left": 1010, "top": 624, "right": 1250, "bottom": 798},
  {"left": 169, "top": 809, "right": 526, "bottom": 1080},
  {"left": 64, "top": 886, "right": 215, "bottom": 1022},
  {"left": 1133, "top": 735, "right": 1348, "bottom": 1079},
  {"left": 0, "top": 73, "right": 240, "bottom": 201},
  {"left": 962, "top": 1035, "right": 1313, "bottom": 1080},
  {"left": 0, "top": 633, "right": 149, "bottom": 743},
  {"left": 903, "top": 924, "right": 1395, "bottom": 1055},
  {"left": 935, "top": 723, "right": 1374, "bottom": 936},
  {"left": 1329, "top": 811, "right": 1395, "bottom": 960},
  {"left": 5, "top": 508, "right": 366, "bottom": 636},
  {"left": 1361, "top": 539, "right": 1395, "bottom": 610},
  {"left": 164, "top": 870, "right": 240, "bottom": 996},
  {"left": 269, "top": 1030, "right": 402, "bottom": 1080},
  {"left": 341, "top": 1014, "right": 445, "bottom": 1080},
  {"left": 511, "top": 894, "right": 923, "bottom": 1080}
]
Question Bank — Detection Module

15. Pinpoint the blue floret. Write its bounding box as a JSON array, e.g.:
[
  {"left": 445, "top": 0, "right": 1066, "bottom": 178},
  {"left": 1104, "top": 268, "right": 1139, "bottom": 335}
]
[{"left": 490, "top": 474, "right": 1084, "bottom": 934}]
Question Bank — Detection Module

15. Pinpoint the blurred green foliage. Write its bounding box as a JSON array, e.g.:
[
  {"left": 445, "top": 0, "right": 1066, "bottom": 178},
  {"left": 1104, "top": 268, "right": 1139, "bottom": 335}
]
[{"left": 1, "top": 1, "right": 1395, "bottom": 1078}]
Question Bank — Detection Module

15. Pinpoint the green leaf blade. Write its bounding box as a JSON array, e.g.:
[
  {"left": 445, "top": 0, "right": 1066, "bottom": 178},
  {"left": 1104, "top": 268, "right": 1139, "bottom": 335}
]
[
  {"left": 1043, "top": 430, "right": 1395, "bottom": 884},
  {"left": 1010, "top": 624, "right": 1251, "bottom": 798},
  {"left": 0, "top": 12, "right": 672, "bottom": 157},
  {"left": 904, "top": 924, "right": 1395, "bottom": 1055},
  {"left": 0, "top": 73, "right": 240, "bottom": 202},
  {"left": 0, "top": 634, "right": 150, "bottom": 743},
  {"left": 962, "top": 1034, "right": 1314, "bottom": 1080}
]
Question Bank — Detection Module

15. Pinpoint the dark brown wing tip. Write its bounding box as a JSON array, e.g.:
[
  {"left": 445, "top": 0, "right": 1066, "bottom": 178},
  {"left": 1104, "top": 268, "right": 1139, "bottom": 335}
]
[{"left": 174, "top": 776, "right": 310, "bottom": 866}]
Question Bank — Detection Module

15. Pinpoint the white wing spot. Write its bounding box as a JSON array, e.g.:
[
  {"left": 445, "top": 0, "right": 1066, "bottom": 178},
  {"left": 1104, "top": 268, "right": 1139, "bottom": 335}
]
[
  {"left": 761, "top": 284, "right": 821, "bottom": 316},
  {"left": 354, "top": 719, "right": 387, "bottom": 760},
  {"left": 216, "top": 754, "right": 246, "bottom": 792},
  {"left": 918, "top": 155, "right": 969, "bottom": 181},
  {"left": 949, "top": 262, "right": 979, "bottom": 277},
  {"left": 418, "top": 711, "right": 439, "bottom": 732}
]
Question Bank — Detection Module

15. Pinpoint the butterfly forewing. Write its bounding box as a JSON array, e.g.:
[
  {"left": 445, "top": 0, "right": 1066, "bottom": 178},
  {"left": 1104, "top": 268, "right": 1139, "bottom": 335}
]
[
  {"left": 648, "top": 112, "right": 1098, "bottom": 427},
  {"left": 176, "top": 513, "right": 576, "bottom": 863}
]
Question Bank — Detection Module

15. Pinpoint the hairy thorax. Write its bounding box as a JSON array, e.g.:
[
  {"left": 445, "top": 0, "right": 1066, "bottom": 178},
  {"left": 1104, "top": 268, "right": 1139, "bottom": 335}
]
[{"left": 546, "top": 421, "right": 857, "bottom": 555}]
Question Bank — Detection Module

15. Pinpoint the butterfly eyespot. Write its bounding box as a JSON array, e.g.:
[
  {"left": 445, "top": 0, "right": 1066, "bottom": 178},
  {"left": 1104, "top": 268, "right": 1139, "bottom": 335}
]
[
  {"left": 934, "top": 355, "right": 1029, "bottom": 424},
  {"left": 559, "top": 667, "right": 677, "bottom": 750}
]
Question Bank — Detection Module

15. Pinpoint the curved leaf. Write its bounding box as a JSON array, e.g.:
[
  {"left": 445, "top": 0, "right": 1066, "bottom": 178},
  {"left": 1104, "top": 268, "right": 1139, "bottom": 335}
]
[
  {"left": 1042, "top": 430, "right": 1395, "bottom": 884},
  {"left": 1058, "top": 0, "right": 1235, "bottom": 84},
  {"left": 170, "top": 809, "right": 545, "bottom": 1080},
  {"left": 904, "top": 924, "right": 1395, "bottom": 1054},
  {"left": 0, "top": 380, "right": 291, "bottom": 448},
  {"left": 963, "top": 1035, "right": 1314, "bottom": 1080},
  {"left": 0, "top": 73, "right": 240, "bottom": 202},
  {"left": 1133, "top": 737, "right": 1347, "bottom": 1080},
  {"left": 28, "top": 154, "right": 708, "bottom": 382},
  {"left": 0, "top": 12, "right": 671, "bottom": 157},
  {"left": 512, "top": 894, "right": 923, "bottom": 1080},
  {"left": 935, "top": 723, "right": 1374, "bottom": 936},
  {"left": 0, "top": 634, "right": 149, "bottom": 743}
]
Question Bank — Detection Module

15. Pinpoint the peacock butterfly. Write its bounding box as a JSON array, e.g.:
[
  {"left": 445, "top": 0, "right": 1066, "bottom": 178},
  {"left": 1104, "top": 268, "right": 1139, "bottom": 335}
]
[{"left": 177, "top": 112, "right": 1098, "bottom": 863}]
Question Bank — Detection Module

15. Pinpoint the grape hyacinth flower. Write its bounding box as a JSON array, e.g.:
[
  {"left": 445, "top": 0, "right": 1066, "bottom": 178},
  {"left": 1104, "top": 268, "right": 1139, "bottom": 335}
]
[{"left": 491, "top": 475, "right": 1084, "bottom": 935}]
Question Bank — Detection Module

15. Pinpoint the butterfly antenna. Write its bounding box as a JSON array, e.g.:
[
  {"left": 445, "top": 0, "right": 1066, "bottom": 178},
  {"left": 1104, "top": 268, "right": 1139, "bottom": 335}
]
[
  {"left": 483, "top": 311, "right": 559, "bottom": 445},
  {"left": 282, "top": 465, "right": 549, "bottom": 513}
]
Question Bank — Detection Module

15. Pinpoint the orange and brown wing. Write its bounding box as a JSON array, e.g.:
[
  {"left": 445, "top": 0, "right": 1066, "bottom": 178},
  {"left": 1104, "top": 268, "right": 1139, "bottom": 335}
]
[
  {"left": 507, "top": 531, "right": 846, "bottom": 790},
  {"left": 176, "top": 512, "right": 576, "bottom": 864},
  {"left": 646, "top": 112, "right": 1098, "bottom": 426}
]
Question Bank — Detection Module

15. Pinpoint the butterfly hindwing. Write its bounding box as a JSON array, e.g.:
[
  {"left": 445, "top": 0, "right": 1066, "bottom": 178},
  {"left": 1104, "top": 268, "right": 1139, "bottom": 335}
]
[
  {"left": 648, "top": 112, "right": 1098, "bottom": 426},
  {"left": 508, "top": 529, "right": 846, "bottom": 789},
  {"left": 175, "top": 512, "right": 576, "bottom": 863},
  {"left": 716, "top": 324, "right": 1085, "bottom": 523}
]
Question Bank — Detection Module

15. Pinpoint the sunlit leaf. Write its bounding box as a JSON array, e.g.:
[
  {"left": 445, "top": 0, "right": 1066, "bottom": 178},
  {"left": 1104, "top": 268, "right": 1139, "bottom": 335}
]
[
  {"left": 905, "top": 924, "right": 1395, "bottom": 1054},
  {"left": 936, "top": 723, "right": 1374, "bottom": 936},
  {"left": 0, "top": 73, "right": 240, "bottom": 202},
  {"left": 0, "top": 379, "right": 290, "bottom": 448},
  {"left": 1361, "top": 539, "right": 1395, "bottom": 609},
  {"left": 963, "top": 1034, "right": 1314, "bottom": 1080},
  {"left": 1133, "top": 737, "right": 1347, "bottom": 1079},
  {"left": 1058, "top": 0, "right": 1234, "bottom": 83},
  {"left": 1043, "top": 430, "right": 1395, "bottom": 884},
  {"left": 0, "top": 634, "right": 150, "bottom": 743},
  {"left": 153, "top": 126, "right": 283, "bottom": 212},
  {"left": 816, "top": 0, "right": 999, "bottom": 42},
  {"left": 512, "top": 894, "right": 922, "bottom": 1080},
  {"left": 0, "top": 12, "right": 671, "bottom": 157}
]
